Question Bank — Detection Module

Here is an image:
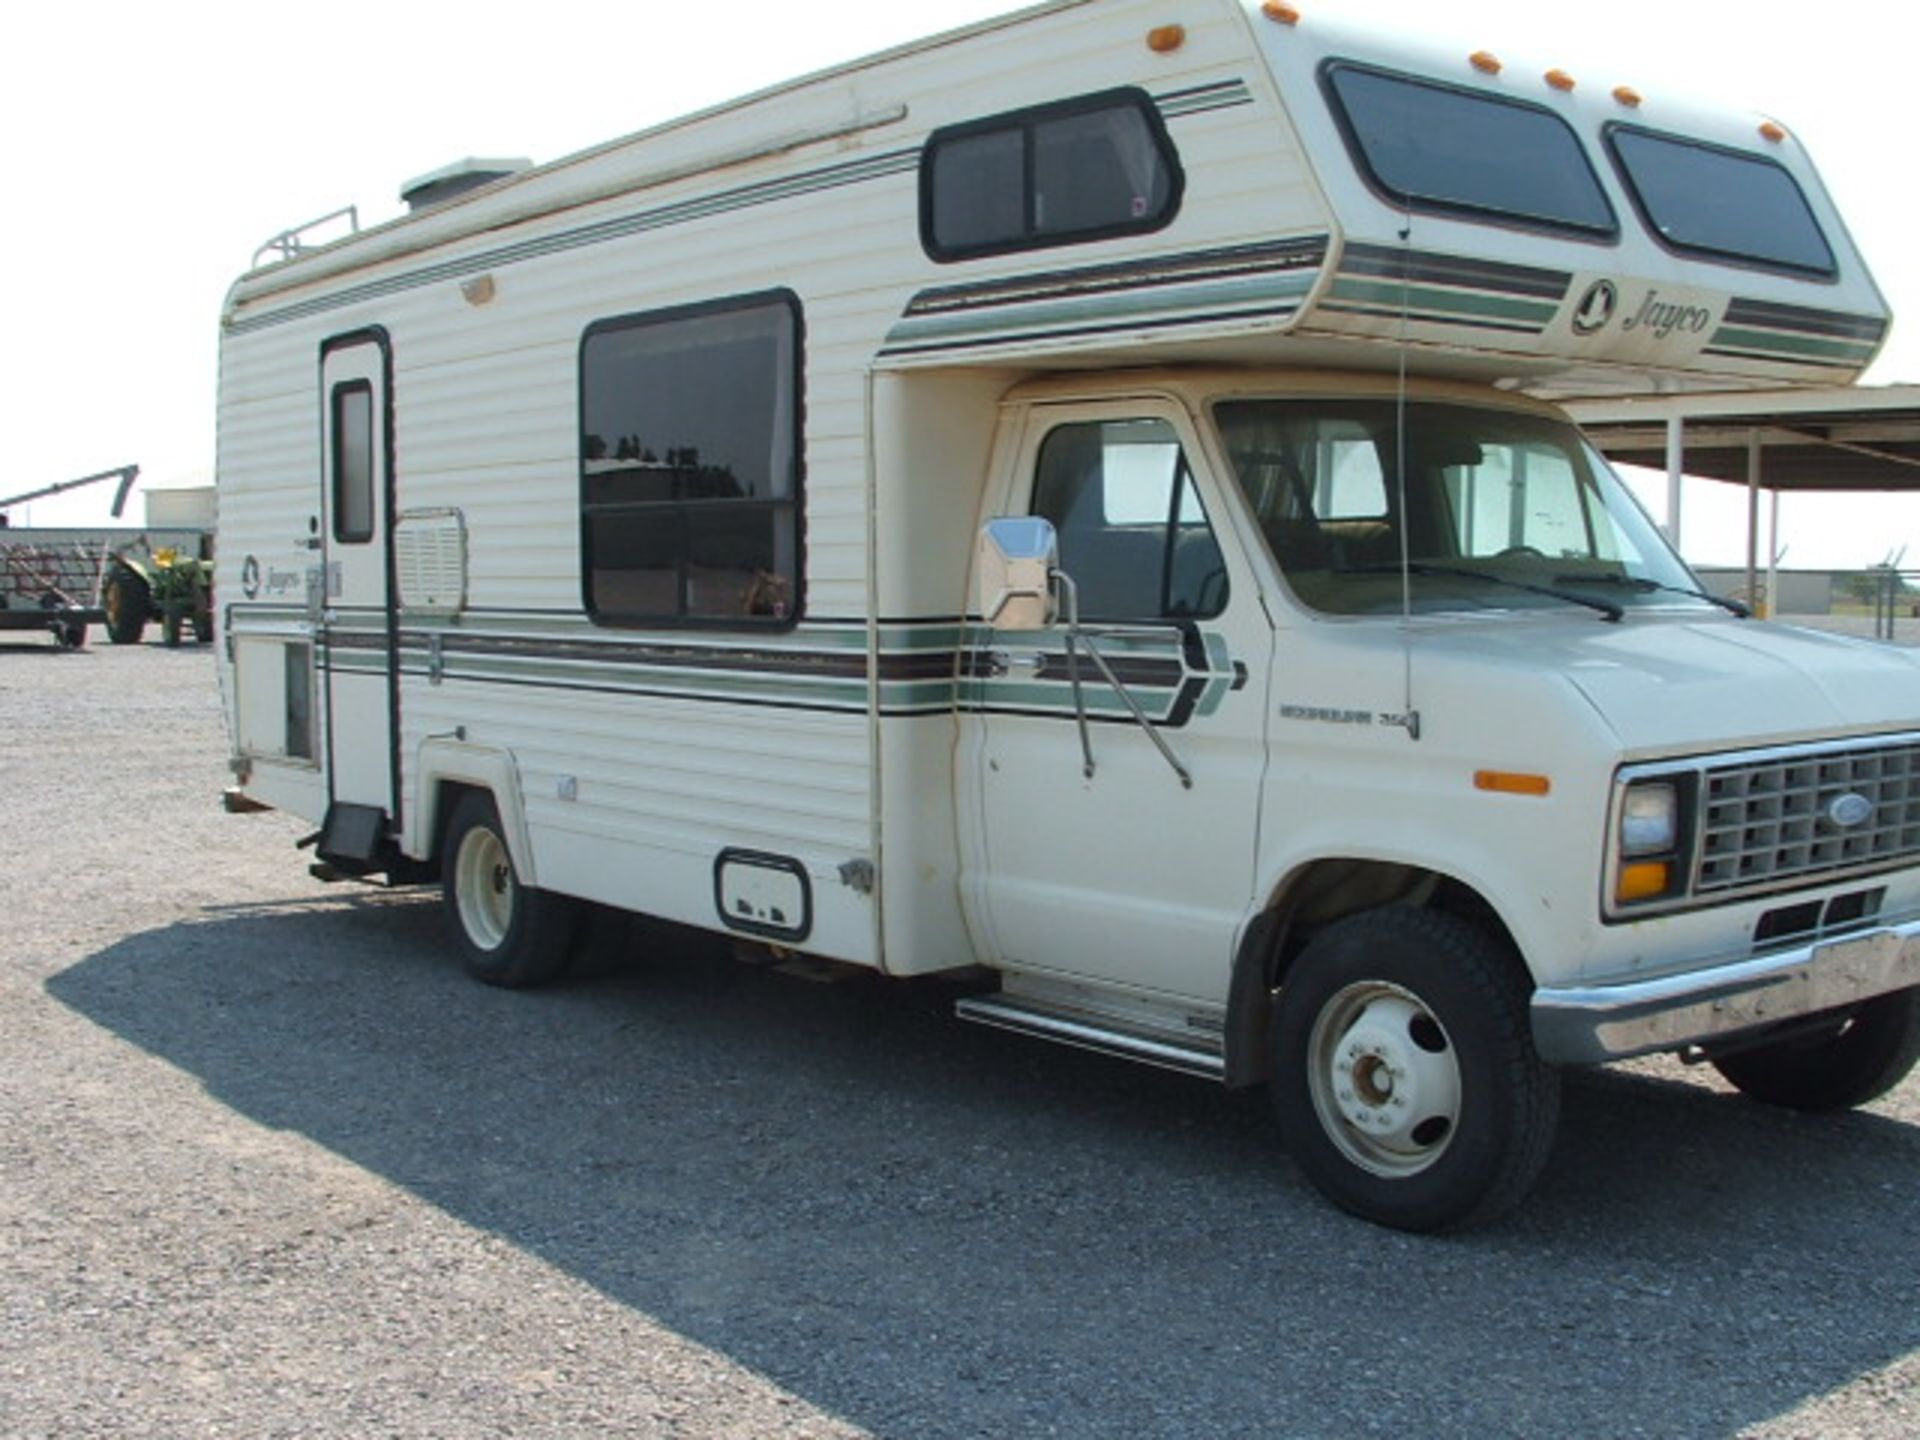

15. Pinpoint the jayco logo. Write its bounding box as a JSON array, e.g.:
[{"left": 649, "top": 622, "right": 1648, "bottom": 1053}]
[{"left": 1620, "top": 290, "right": 1715, "bottom": 341}]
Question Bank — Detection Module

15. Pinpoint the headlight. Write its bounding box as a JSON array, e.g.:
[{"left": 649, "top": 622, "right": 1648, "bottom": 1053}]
[
  {"left": 1610, "top": 774, "right": 1694, "bottom": 914},
  {"left": 1620, "top": 783, "right": 1678, "bottom": 856}
]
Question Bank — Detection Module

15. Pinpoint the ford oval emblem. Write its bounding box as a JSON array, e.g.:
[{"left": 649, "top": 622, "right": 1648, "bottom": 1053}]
[{"left": 1826, "top": 793, "right": 1876, "bottom": 830}]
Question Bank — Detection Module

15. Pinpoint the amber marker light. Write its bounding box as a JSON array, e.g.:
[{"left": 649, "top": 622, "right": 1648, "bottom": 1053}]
[
  {"left": 1617, "top": 861, "right": 1673, "bottom": 904},
  {"left": 1262, "top": 0, "right": 1301, "bottom": 23},
  {"left": 1470, "top": 50, "right": 1503, "bottom": 75},
  {"left": 1545, "top": 68, "right": 1576, "bottom": 92},
  {"left": 1613, "top": 85, "right": 1643, "bottom": 108},
  {"left": 1474, "top": 770, "right": 1552, "bottom": 798},
  {"left": 1760, "top": 120, "right": 1788, "bottom": 143},
  {"left": 1148, "top": 24, "right": 1186, "bottom": 52}
]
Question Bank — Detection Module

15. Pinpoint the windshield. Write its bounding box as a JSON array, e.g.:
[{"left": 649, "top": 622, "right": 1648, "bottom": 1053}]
[{"left": 1213, "top": 398, "right": 1708, "bottom": 618}]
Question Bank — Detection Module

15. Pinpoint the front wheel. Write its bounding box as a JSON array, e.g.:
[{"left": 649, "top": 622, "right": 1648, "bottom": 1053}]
[
  {"left": 1270, "top": 907, "right": 1560, "bottom": 1233},
  {"left": 1711, "top": 989, "right": 1920, "bottom": 1111},
  {"left": 103, "top": 569, "right": 149, "bottom": 645},
  {"left": 441, "top": 791, "right": 581, "bottom": 987}
]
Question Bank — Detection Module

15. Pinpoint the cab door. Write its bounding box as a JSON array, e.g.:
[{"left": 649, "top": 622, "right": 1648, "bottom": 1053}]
[
  {"left": 957, "top": 399, "right": 1272, "bottom": 1003},
  {"left": 317, "top": 330, "right": 398, "bottom": 833}
]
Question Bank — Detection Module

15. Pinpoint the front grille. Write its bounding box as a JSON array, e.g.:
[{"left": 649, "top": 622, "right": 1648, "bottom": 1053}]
[{"left": 1696, "top": 738, "right": 1920, "bottom": 895}]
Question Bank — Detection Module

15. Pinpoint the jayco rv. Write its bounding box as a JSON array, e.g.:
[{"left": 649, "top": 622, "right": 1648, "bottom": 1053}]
[{"left": 218, "top": 0, "right": 1920, "bottom": 1230}]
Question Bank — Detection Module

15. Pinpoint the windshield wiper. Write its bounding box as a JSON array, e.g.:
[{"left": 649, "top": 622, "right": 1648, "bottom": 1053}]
[
  {"left": 1552, "top": 573, "right": 1751, "bottom": 618},
  {"left": 1340, "top": 562, "right": 1624, "bottom": 622}
]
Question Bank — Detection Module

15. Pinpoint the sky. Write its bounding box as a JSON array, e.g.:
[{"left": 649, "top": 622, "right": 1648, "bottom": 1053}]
[{"left": 5, "top": 0, "right": 1917, "bottom": 569}]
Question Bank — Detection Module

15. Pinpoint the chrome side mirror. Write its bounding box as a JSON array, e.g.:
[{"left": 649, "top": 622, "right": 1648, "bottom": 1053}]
[{"left": 975, "top": 516, "right": 1058, "bottom": 631}]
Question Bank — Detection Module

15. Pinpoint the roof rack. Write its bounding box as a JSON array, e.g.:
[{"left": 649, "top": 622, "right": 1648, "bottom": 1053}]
[{"left": 251, "top": 205, "right": 360, "bottom": 269}]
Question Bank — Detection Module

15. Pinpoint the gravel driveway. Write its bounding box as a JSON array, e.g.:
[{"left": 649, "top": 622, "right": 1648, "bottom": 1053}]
[{"left": 4, "top": 639, "right": 1918, "bottom": 1438}]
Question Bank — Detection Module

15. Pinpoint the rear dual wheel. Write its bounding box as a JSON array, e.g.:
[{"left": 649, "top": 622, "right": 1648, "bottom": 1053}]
[
  {"left": 1270, "top": 907, "right": 1560, "bottom": 1233},
  {"left": 442, "top": 791, "right": 581, "bottom": 987}
]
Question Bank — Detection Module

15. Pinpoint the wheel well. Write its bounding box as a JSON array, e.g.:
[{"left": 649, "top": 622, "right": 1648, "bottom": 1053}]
[
  {"left": 1221, "top": 859, "right": 1520, "bottom": 1089},
  {"left": 424, "top": 780, "right": 487, "bottom": 872}
]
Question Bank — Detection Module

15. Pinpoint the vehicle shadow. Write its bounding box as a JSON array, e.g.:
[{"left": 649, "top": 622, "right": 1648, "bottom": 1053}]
[
  {"left": 0, "top": 640, "right": 93, "bottom": 656},
  {"left": 48, "top": 899, "right": 1920, "bottom": 1438}
]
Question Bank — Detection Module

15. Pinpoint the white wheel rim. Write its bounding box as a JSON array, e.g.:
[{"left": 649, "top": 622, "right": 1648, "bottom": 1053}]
[
  {"left": 454, "top": 825, "right": 515, "bottom": 951},
  {"left": 1307, "top": 981, "right": 1462, "bottom": 1178}
]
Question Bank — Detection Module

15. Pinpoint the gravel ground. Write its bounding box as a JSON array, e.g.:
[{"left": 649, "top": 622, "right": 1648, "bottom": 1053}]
[{"left": 3, "top": 638, "right": 1919, "bottom": 1438}]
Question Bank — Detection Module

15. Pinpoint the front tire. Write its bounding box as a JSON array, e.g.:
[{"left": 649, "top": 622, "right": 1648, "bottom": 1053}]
[
  {"left": 1270, "top": 907, "right": 1560, "bottom": 1233},
  {"left": 441, "top": 791, "right": 581, "bottom": 988},
  {"left": 1711, "top": 989, "right": 1920, "bottom": 1111},
  {"left": 103, "top": 569, "right": 149, "bottom": 645}
]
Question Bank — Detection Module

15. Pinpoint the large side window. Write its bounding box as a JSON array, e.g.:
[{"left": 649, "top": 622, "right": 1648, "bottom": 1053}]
[
  {"left": 922, "top": 89, "right": 1183, "bottom": 262},
  {"left": 580, "top": 292, "right": 803, "bottom": 626},
  {"left": 1322, "top": 63, "right": 1616, "bottom": 238},
  {"left": 331, "top": 381, "right": 375, "bottom": 544},
  {"left": 1031, "top": 418, "right": 1227, "bottom": 622}
]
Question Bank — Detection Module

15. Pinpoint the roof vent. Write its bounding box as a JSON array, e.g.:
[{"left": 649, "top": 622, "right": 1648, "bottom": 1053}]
[{"left": 399, "top": 157, "right": 532, "bottom": 213}]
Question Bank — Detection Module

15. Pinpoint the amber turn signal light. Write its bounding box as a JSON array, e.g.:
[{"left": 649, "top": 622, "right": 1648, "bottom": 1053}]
[
  {"left": 1475, "top": 770, "right": 1552, "bottom": 798},
  {"left": 1617, "top": 861, "right": 1673, "bottom": 904}
]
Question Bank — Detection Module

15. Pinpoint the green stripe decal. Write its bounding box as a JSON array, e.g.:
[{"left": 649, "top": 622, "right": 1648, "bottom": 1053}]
[
  {"left": 884, "top": 271, "right": 1314, "bottom": 348},
  {"left": 1705, "top": 326, "right": 1878, "bottom": 363},
  {"left": 1326, "top": 278, "right": 1559, "bottom": 327}
]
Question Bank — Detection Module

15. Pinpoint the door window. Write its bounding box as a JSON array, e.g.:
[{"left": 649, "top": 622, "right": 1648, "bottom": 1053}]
[
  {"left": 1031, "top": 418, "right": 1228, "bottom": 621},
  {"left": 331, "top": 381, "right": 375, "bottom": 544}
]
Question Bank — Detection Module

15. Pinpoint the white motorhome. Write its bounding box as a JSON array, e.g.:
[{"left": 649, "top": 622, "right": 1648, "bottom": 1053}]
[{"left": 217, "top": 0, "right": 1920, "bottom": 1230}]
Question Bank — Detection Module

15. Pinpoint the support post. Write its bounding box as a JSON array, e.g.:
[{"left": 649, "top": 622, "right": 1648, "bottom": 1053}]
[
  {"left": 1746, "top": 429, "right": 1762, "bottom": 613},
  {"left": 1665, "top": 416, "right": 1685, "bottom": 551},
  {"left": 1766, "top": 487, "right": 1781, "bottom": 622}
]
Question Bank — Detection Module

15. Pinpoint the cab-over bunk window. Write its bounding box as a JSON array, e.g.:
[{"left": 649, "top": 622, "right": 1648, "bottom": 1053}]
[
  {"left": 579, "top": 291, "right": 803, "bottom": 627},
  {"left": 1322, "top": 63, "right": 1616, "bottom": 238},
  {"left": 920, "top": 88, "right": 1184, "bottom": 261},
  {"left": 1605, "top": 126, "right": 1836, "bottom": 277}
]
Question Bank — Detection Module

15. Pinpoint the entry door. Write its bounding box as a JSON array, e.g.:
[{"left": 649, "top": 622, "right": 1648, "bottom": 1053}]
[
  {"left": 959, "top": 401, "right": 1272, "bottom": 1002},
  {"left": 318, "top": 332, "right": 396, "bottom": 821}
]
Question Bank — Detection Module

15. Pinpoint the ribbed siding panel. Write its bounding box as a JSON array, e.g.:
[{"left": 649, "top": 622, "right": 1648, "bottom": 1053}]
[
  {"left": 219, "top": 0, "right": 1329, "bottom": 971},
  {"left": 398, "top": 677, "right": 874, "bottom": 958}
]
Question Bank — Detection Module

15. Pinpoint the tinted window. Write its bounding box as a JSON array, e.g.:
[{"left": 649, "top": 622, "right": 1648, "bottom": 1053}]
[
  {"left": 1608, "top": 127, "right": 1835, "bottom": 276},
  {"left": 1032, "top": 418, "right": 1227, "bottom": 622},
  {"left": 1325, "top": 64, "right": 1615, "bottom": 236},
  {"left": 580, "top": 293, "right": 802, "bottom": 625},
  {"left": 922, "top": 89, "right": 1182, "bottom": 261},
  {"left": 331, "top": 381, "right": 374, "bottom": 544},
  {"left": 929, "top": 129, "right": 1026, "bottom": 253}
]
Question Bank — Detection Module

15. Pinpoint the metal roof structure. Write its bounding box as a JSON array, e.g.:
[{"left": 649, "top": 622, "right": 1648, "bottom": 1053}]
[
  {"left": 1564, "top": 385, "right": 1920, "bottom": 606},
  {"left": 1567, "top": 386, "right": 1920, "bottom": 494}
]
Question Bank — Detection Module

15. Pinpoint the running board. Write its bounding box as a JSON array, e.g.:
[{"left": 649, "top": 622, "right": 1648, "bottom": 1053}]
[{"left": 955, "top": 993, "right": 1226, "bottom": 1081}]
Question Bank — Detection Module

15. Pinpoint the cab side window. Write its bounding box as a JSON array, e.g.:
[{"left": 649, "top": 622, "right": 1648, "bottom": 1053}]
[{"left": 1031, "top": 418, "right": 1228, "bottom": 622}]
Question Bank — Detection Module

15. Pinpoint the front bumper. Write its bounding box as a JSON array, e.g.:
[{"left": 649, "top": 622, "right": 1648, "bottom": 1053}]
[{"left": 1532, "top": 918, "right": 1920, "bottom": 1065}]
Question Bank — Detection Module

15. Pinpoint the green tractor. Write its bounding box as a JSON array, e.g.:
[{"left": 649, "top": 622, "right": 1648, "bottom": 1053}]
[{"left": 103, "top": 544, "right": 213, "bottom": 646}]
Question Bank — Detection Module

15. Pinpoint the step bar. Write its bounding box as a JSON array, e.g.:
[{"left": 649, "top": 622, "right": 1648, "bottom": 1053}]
[{"left": 955, "top": 992, "right": 1226, "bottom": 1080}]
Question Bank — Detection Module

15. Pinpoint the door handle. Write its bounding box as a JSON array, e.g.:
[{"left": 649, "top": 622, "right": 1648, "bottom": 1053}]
[{"left": 985, "top": 650, "right": 1046, "bottom": 679}]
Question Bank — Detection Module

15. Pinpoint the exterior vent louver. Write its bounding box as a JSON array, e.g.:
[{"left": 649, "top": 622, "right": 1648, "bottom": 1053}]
[{"left": 400, "top": 157, "right": 532, "bottom": 213}]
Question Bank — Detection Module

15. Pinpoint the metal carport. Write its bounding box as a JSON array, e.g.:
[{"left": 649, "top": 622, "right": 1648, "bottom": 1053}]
[{"left": 1565, "top": 385, "right": 1920, "bottom": 613}]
